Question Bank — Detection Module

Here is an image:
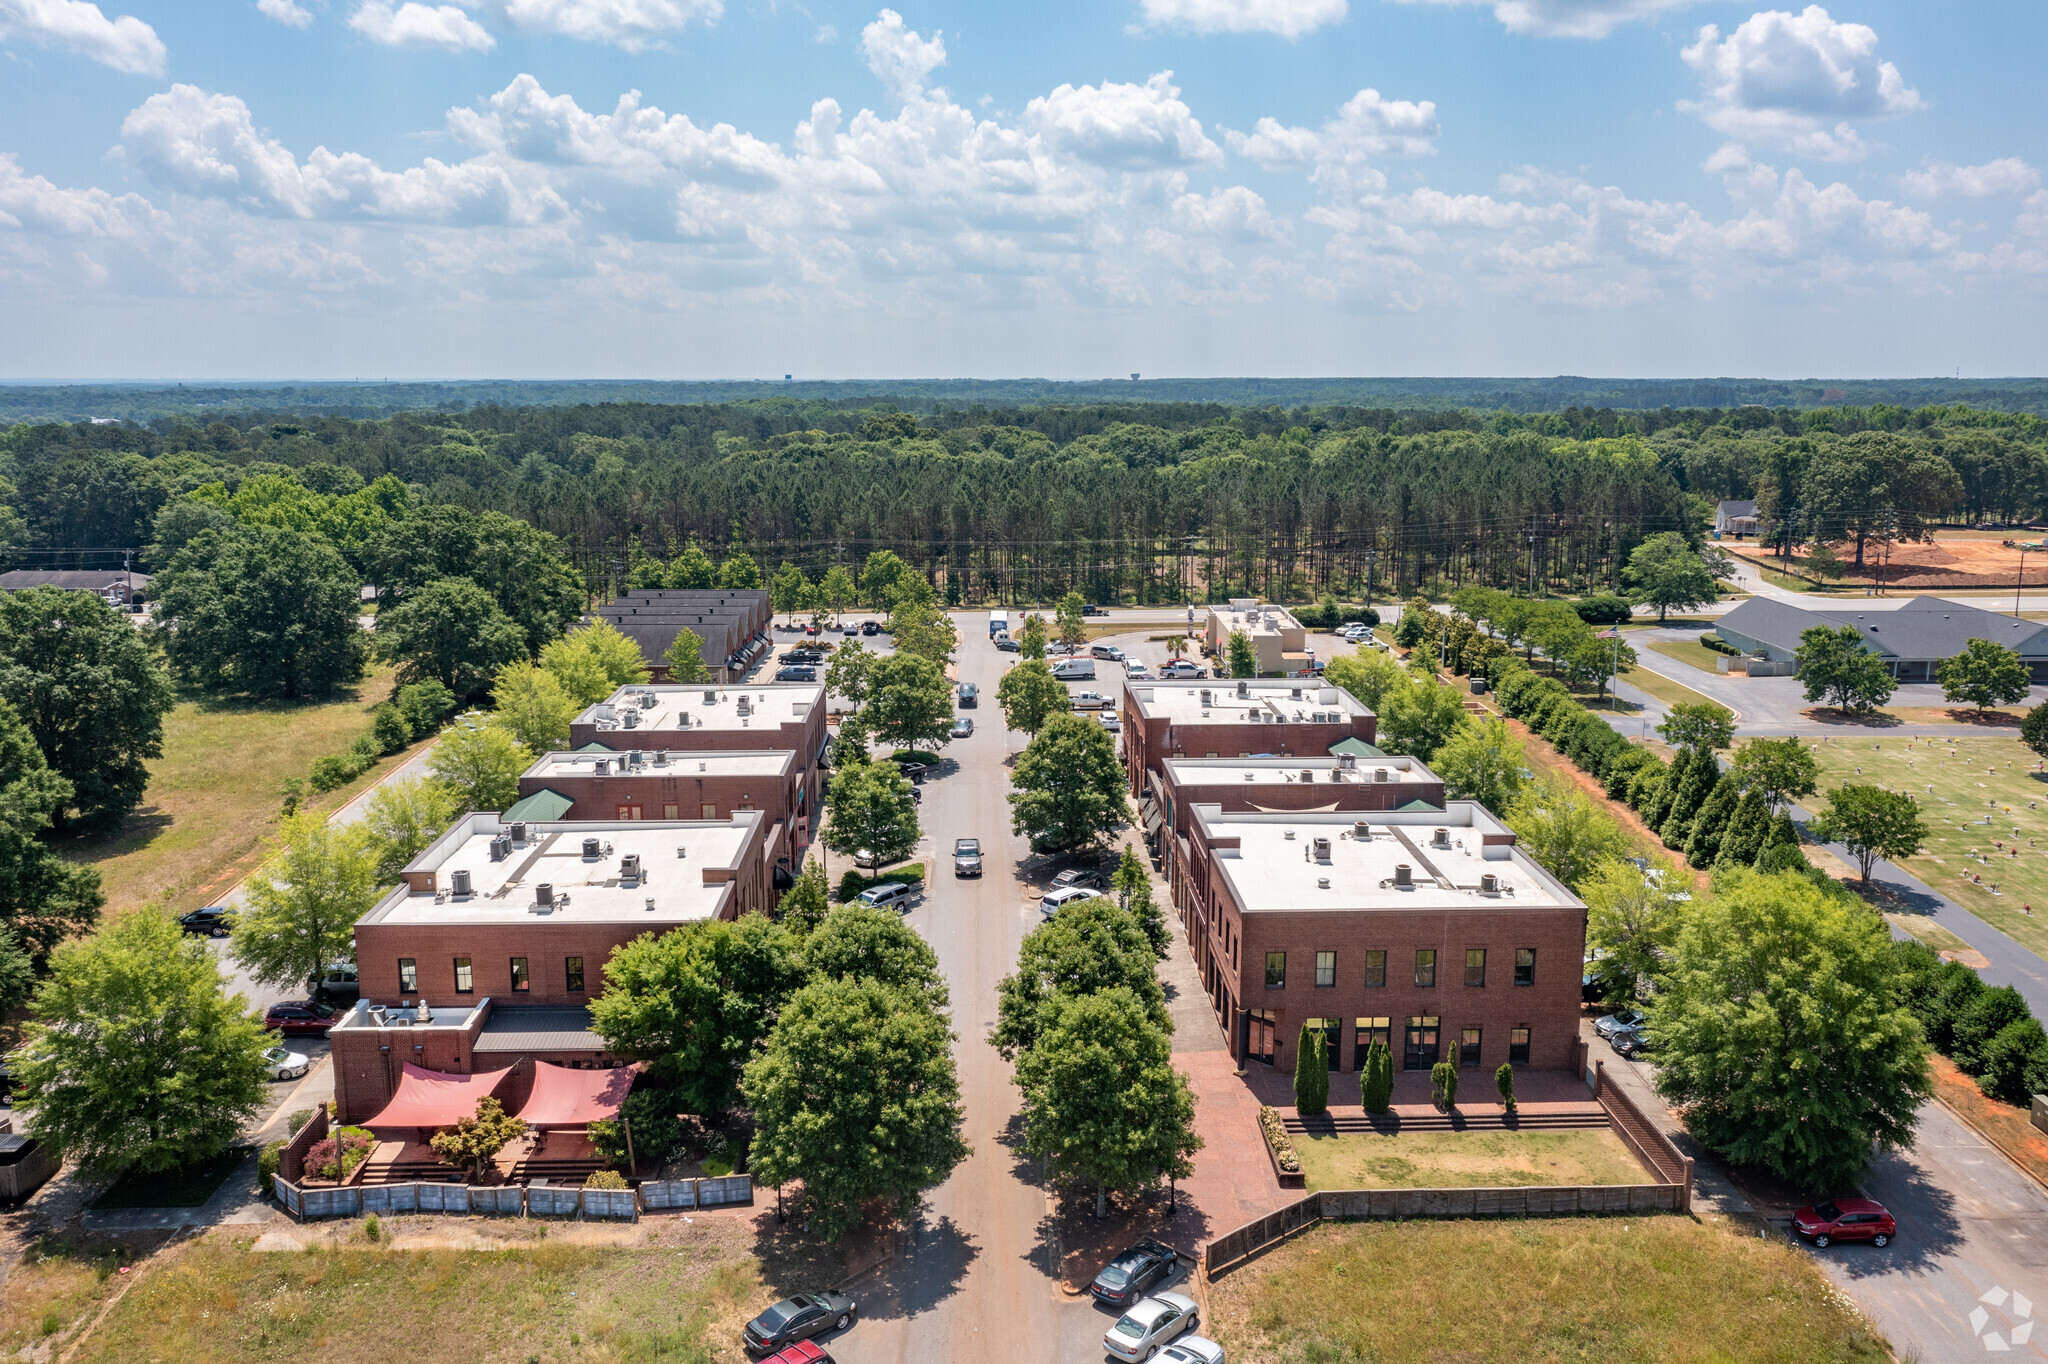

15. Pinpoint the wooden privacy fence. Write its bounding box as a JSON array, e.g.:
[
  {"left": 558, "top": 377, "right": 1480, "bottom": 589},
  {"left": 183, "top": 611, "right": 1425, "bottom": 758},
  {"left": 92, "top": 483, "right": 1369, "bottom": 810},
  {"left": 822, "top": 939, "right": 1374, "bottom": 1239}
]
[
  {"left": 274, "top": 1174, "right": 752, "bottom": 1222},
  {"left": 1204, "top": 1182, "right": 1688, "bottom": 1280}
]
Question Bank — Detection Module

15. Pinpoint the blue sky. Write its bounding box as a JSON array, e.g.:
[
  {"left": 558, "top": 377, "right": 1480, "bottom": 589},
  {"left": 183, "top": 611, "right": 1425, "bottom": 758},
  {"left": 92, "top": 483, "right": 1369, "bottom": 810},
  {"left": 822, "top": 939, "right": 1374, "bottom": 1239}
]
[{"left": 0, "top": 0, "right": 2042, "bottom": 380}]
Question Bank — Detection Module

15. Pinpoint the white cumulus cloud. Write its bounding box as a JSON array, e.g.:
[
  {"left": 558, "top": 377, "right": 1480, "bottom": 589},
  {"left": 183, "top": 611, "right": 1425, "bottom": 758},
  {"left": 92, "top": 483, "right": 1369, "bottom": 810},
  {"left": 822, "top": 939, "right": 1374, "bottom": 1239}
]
[
  {"left": 0, "top": 0, "right": 165, "bottom": 74},
  {"left": 1134, "top": 0, "right": 1346, "bottom": 39},
  {"left": 448, "top": 74, "right": 784, "bottom": 185},
  {"left": 257, "top": 0, "right": 316, "bottom": 28},
  {"left": 1025, "top": 72, "right": 1221, "bottom": 172},
  {"left": 472, "top": 0, "right": 722, "bottom": 50},
  {"left": 1386, "top": 0, "right": 1692, "bottom": 40},
  {"left": 349, "top": 1, "right": 495, "bottom": 50},
  {"left": 861, "top": 9, "right": 945, "bottom": 100},
  {"left": 1681, "top": 6, "right": 1922, "bottom": 161},
  {"left": 1227, "top": 88, "right": 1438, "bottom": 200},
  {"left": 1900, "top": 158, "right": 2039, "bottom": 201}
]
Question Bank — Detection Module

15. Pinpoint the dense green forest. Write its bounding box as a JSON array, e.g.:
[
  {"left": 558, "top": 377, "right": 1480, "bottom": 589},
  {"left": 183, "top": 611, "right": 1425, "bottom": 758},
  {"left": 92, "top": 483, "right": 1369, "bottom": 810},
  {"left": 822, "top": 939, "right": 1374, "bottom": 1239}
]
[
  {"left": 8, "top": 376, "right": 2048, "bottom": 424},
  {"left": 3, "top": 397, "right": 2044, "bottom": 605}
]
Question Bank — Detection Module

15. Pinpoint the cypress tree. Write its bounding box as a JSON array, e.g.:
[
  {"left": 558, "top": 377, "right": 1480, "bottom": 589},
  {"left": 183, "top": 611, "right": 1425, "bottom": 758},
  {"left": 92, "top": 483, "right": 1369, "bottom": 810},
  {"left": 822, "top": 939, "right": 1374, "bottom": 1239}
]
[
  {"left": 1431, "top": 1055, "right": 1459, "bottom": 1112},
  {"left": 1659, "top": 747, "right": 1717, "bottom": 849},
  {"left": 1633, "top": 764, "right": 1672, "bottom": 823},
  {"left": 1294, "top": 1023, "right": 1330, "bottom": 1115},
  {"left": 1685, "top": 774, "right": 1739, "bottom": 869},
  {"left": 1495, "top": 1062, "right": 1517, "bottom": 1113},
  {"left": 1360, "top": 1039, "right": 1394, "bottom": 1114},
  {"left": 1715, "top": 790, "right": 1772, "bottom": 871}
]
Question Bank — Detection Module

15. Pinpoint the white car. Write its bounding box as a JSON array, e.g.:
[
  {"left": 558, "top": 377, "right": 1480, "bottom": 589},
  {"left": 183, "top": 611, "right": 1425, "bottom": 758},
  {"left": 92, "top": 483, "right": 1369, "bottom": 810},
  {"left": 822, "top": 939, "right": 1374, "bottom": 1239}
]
[
  {"left": 1068, "top": 691, "right": 1114, "bottom": 710},
  {"left": 1159, "top": 1337, "right": 1226, "bottom": 1364},
  {"left": 1104, "top": 1292, "right": 1201, "bottom": 1362},
  {"left": 1124, "top": 661, "right": 1153, "bottom": 680},
  {"left": 263, "top": 1045, "right": 310, "bottom": 1082},
  {"left": 1039, "top": 886, "right": 1102, "bottom": 917},
  {"left": 1097, "top": 712, "right": 1122, "bottom": 733}
]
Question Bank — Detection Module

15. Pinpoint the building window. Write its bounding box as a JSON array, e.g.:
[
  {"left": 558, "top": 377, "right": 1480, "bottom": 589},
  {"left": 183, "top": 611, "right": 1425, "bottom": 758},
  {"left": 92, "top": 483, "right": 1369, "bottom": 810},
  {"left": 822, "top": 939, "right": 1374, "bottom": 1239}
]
[
  {"left": 1414, "top": 949, "right": 1437, "bottom": 989},
  {"left": 1245, "top": 1009, "right": 1277, "bottom": 1064},
  {"left": 617, "top": 804, "right": 643, "bottom": 820},
  {"left": 397, "top": 958, "right": 417, "bottom": 994},
  {"left": 1315, "top": 951, "right": 1336, "bottom": 988},
  {"left": 1515, "top": 948, "right": 1536, "bottom": 987},
  {"left": 1308, "top": 1017, "right": 1341, "bottom": 1070},
  {"left": 565, "top": 957, "right": 585, "bottom": 993},
  {"left": 1363, "top": 949, "right": 1386, "bottom": 989},
  {"left": 702, "top": 804, "right": 718, "bottom": 819},
  {"left": 510, "top": 957, "right": 530, "bottom": 992},
  {"left": 453, "top": 957, "right": 473, "bottom": 993},
  {"left": 1460, "top": 1028, "right": 1482, "bottom": 1066},
  {"left": 1355, "top": 1016, "right": 1390, "bottom": 1069},
  {"left": 1509, "top": 1027, "right": 1531, "bottom": 1064},
  {"left": 1465, "top": 948, "right": 1487, "bottom": 988},
  {"left": 1403, "top": 1016, "right": 1440, "bottom": 1071},
  {"left": 663, "top": 803, "right": 679, "bottom": 819},
  {"left": 1265, "top": 951, "right": 1286, "bottom": 989}
]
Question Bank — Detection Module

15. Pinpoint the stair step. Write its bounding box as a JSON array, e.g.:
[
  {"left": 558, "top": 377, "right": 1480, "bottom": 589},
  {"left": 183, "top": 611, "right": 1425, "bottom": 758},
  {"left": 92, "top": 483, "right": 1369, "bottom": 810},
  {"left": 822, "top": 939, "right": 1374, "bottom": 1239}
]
[{"left": 1284, "top": 1114, "right": 1608, "bottom": 1134}]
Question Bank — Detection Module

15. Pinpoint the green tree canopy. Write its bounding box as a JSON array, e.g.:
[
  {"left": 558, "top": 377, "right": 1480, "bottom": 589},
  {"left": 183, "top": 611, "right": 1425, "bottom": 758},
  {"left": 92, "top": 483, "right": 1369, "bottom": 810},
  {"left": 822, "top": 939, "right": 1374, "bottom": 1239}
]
[
  {"left": 865, "top": 651, "right": 955, "bottom": 753},
  {"left": 1009, "top": 712, "right": 1129, "bottom": 855},
  {"left": 363, "top": 504, "right": 583, "bottom": 655},
  {"left": 1656, "top": 701, "right": 1737, "bottom": 752},
  {"left": 1431, "top": 715, "right": 1528, "bottom": 814},
  {"left": 150, "top": 525, "right": 369, "bottom": 699},
  {"left": 430, "top": 1095, "right": 528, "bottom": 1180},
  {"left": 821, "top": 565, "right": 857, "bottom": 621},
  {"left": 802, "top": 902, "right": 950, "bottom": 1008},
  {"left": 1324, "top": 649, "right": 1406, "bottom": 711},
  {"left": 591, "top": 913, "right": 806, "bottom": 1116},
  {"left": 1794, "top": 625, "right": 1896, "bottom": 714},
  {"left": 1376, "top": 674, "right": 1471, "bottom": 763},
  {"left": 428, "top": 714, "right": 532, "bottom": 812},
  {"left": 234, "top": 814, "right": 381, "bottom": 994},
  {"left": 888, "top": 599, "right": 958, "bottom": 664},
  {"left": 991, "top": 897, "right": 1165, "bottom": 1059},
  {"left": 0, "top": 697, "right": 101, "bottom": 962},
  {"left": 18, "top": 910, "right": 271, "bottom": 1176},
  {"left": 1729, "top": 737, "right": 1820, "bottom": 812},
  {"left": 1017, "top": 614, "right": 1049, "bottom": 660},
  {"left": 374, "top": 577, "right": 529, "bottom": 698},
  {"left": 823, "top": 761, "right": 921, "bottom": 867},
  {"left": 770, "top": 561, "right": 809, "bottom": 620},
  {"left": 1226, "top": 629, "right": 1257, "bottom": 678},
  {"left": 718, "top": 549, "right": 763, "bottom": 590},
  {"left": 1939, "top": 637, "right": 2031, "bottom": 714},
  {"left": 666, "top": 539, "right": 717, "bottom": 590},
  {"left": 998, "top": 659, "right": 1067, "bottom": 737},
  {"left": 0, "top": 586, "right": 173, "bottom": 833},
  {"left": 773, "top": 859, "right": 831, "bottom": 939},
  {"left": 360, "top": 775, "right": 460, "bottom": 881},
  {"left": 1653, "top": 868, "right": 1931, "bottom": 1192},
  {"left": 825, "top": 640, "right": 876, "bottom": 707},
  {"left": 859, "top": 549, "right": 910, "bottom": 608},
  {"left": 1582, "top": 857, "right": 1687, "bottom": 1005},
  {"left": 1809, "top": 784, "right": 1927, "bottom": 881},
  {"left": 1506, "top": 779, "right": 1633, "bottom": 892},
  {"left": 743, "top": 976, "right": 970, "bottom": 1240},
  {"left": 1055, "top": 592, "right": 1088, "bottom": 648},
  {"left": 1624, "top": 532, "right": 1723, "bottom": 623},
  {"left": 1013, "top": 986, "right": 1200, "bottom": 1217},
  {"left": 663, "top": 627, "right": 711, "bottom": 684},
  {"left": 489, "top": 660, "right": 580, "bottom": 752}
]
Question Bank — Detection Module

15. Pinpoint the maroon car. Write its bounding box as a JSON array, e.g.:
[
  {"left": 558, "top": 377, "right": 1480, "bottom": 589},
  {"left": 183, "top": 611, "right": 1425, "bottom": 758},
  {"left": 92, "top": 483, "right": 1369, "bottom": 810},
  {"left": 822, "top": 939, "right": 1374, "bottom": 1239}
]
[
  {"left": 264, "top": 1000, "right": 337, "bottom": 1037},
  {"left": 1791, "top": 1198, "right": 1895, "bottom": 1248}
]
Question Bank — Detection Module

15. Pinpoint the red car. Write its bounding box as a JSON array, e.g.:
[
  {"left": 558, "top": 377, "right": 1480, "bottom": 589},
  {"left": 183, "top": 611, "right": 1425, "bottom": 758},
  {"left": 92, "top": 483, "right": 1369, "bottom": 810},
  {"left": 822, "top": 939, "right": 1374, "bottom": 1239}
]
[
  {"left": 1791, "top": 1198, "right": 1895, "bottom": 1248},
  {"left": 761, "top": 1344, "right": 832, "bottom": 1364},
  {"left": 264, "top": 1000, "right": 337, "bottom": 1036}
]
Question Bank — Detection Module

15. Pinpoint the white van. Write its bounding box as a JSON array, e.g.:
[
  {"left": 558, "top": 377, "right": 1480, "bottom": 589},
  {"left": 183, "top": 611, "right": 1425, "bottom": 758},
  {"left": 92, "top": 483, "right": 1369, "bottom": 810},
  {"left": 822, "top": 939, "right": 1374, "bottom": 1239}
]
[{"left": 1051, "top": 658, "right": 1096, "bottom": 681}]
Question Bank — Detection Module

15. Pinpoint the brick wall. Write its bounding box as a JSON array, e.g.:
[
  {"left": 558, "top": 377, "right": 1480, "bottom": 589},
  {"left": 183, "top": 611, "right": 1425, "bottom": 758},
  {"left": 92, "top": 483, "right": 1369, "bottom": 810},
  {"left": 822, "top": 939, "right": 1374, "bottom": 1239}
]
[
  {"left": 278, "top": 1106, "right": 330, "bottom": 1184},
  {"left": 516, "top": 766, "right": 807, "bottom": 865},
  {"left": 330, "top": 1006, "right": 492, "bottom": 1128}
]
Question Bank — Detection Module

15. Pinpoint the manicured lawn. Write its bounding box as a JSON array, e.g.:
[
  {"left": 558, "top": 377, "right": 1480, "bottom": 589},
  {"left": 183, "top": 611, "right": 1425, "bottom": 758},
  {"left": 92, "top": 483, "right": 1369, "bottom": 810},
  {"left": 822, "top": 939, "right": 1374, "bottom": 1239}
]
[
  {"left": 55, "top": 666, "right": 422, "bottom": 922},
  {"left": 1644, "top": 638, "right": 1729, "bottom": 674},
  {"left": 1295, "top": 1128, "right": 1649, "bottom": 1191},
  {"left": 91, "top": 1146, "right": 253, "bottom": 1210},
  {"left": 1619, "top": 662, "right": 1729, "bottom": 715},
  {"left": 74, "top": 1216, "right": 849, "bottom": 1364},
  {"left": 1789, "top": 732, "right": 2048, "bottom": 959},
  {"left": 1206, "top": 1216, "right": 1892, "bottom": 1364}
]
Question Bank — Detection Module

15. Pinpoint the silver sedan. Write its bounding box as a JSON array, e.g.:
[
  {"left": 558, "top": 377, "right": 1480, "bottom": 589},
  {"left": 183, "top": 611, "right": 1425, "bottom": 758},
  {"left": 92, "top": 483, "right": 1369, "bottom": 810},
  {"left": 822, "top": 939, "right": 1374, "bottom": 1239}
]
[{"left": 1104, "top": 1292, "right": 1200, "bottom": 1362}]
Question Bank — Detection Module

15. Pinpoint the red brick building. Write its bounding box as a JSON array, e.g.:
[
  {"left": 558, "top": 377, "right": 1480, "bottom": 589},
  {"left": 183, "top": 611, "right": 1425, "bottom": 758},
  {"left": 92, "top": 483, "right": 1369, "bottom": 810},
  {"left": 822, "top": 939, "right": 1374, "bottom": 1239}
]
[
  {"left": 1172, "top": 802, "right": 1587, "bottom": 1080},
  {"left": 509, "top": 749, "right": 811, "bottom": 875},
  {"left": 1122, "top": 679, "right": 1379, "bottom": 806},
  {"left": 334, "top": 810, "right": 772, "bottom": 1123},
  {"left": 568, "top": 682, "right": 827, "bottom": 766}
]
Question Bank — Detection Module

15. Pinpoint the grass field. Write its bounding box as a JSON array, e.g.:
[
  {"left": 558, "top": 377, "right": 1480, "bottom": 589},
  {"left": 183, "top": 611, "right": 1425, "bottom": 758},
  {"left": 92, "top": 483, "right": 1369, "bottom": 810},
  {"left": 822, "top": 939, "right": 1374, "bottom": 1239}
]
[
  {"left": 44, "top": 1216, "right": 848, "bottom": 1364},
  {"left": 1614, "top": 662, "right": 1727, "bottom": 716},
  {"left": 55, "top": 666, "right": 423, "bottom": 922},
  {"left": 1790, "top": 732, "right": 2048, "bottom": 958},
  {"left": 1206, "top": 1216, "right": 1890, "bottom": 1364},
  {"left": 1295, "top": 1128, "right": 1648, "bottom": 1191},
  {"left": 1644, "top": 638, "right": 1728, "bottom": 674}
]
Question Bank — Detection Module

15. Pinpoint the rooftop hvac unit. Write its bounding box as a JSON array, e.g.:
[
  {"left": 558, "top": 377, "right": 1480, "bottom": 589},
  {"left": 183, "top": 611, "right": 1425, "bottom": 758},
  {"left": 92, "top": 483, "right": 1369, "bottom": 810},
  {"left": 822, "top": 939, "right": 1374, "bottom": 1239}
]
[
  {"left": 1480, "top": 873, "right": 1499, "bottom": 895},
  {"left": 1199, "top": 689, "right": 1212, "bottom": 705},
  {"left": 1311, "top": 837, "right": 1331, "bottom": 861},
  {"left": 368, "top": 1004, "right": 388, "bottom": 1027},
  {"left": 1353, "top": 820, "right": 1372, "bottom": 839},
  {"left": 536, "top": 883, "right": 555, "bottom": 907},
  {"left": 1373, "top": 768, "right": 1389, "bottom": 783},
  {"left": 622, "top": 710, "right": 639, "bottom": 729},
  {"left": 1393, "top": 863, "right": 1413, "bottom": 887},
  {"left": 630, "top": 750, "right": 645, "bottom": 767},
  {"left": 510, "top": 822, "right": 527, "bottom": 843},
  {"left": 1291, "top": 687, "right": 1303, "bottom": 700},
  {"left": 621, "top": 853, "right": 641, "bottom": 880},
  {"left": 639, "top": 691, "right": 657, "bottom": 709},
  {"left": 704, "top": 689, "right": 719, "bottom": 704},
  {"left": 1433, "top": 827, "right": 1451, "bottom": 849},
  {"left": 1236, "top": 681, "right": 1250, "bottom": 698},
  {"left": 582, "top": 837, "right": 601, "bottom": 858},
  {"left": 677, "top": 711, "right": 691, "bottom": 727},
  {"left": 489, "top": 834, "right": 511, "bottom": 862},
  {"left": 1301, "top": 769, "right": 1315, "bottom": 783},
  {"left": 1243, "top": 772, "right": 1255, "bottom": 781},
  {"left": 450, "top": 869, "right": 472, "bottom": 897},
  {"left": 1340, "top": 755, "right": 1356, "bottom": 771},
  {"left": 653, "top": 751, "right": 668, "bottom": 766},
  {"left": 595, "top": 758, "right": 610, "bottom": 775},
  {"left": 736, "top": 699, "right": 751, "bottom": 717}
]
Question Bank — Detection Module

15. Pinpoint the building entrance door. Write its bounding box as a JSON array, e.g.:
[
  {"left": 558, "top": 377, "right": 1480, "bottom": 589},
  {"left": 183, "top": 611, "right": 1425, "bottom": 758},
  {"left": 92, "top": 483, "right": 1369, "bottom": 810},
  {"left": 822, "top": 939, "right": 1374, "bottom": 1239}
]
[
  {"left": 1403, "top": 1016, "right": 1440, "bottom": 1071},
  {"left": 1246, "top": 1009, "right": 1277, "bottom": 1065}
]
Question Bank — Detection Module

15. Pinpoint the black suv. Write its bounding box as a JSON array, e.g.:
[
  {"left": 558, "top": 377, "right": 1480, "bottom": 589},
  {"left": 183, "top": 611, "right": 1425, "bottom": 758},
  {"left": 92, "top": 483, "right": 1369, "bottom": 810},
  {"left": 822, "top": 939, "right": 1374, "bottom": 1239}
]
[
  {"left": 782, "top": 648, "right": 823, "bottom": 665},
  {"left": 1090, "top": 1240, "right": 1178, "bottom": 1307},
  {"left": 178, "top": 905, "right": 235, "bottom": 937},
  {"left": 861, "top": 621, "right": 881, "bottom": 636}
]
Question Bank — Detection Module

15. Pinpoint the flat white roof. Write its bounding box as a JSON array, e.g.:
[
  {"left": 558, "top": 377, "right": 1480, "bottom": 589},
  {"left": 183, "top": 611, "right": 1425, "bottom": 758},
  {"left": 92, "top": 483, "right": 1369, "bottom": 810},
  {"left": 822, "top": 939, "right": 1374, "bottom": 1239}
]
[
  {"left": 1164, "top": 755, "right": 1436, "bottom": 787},
  {"left": 1209, "top": 603, "right": 1303, "bottom": 638},
  {"left": 576, "top": 683, "right": 821, "bottom": 736},
  {"left": 1128, "top": 680, "right": 1371, "bottom": 725},
  {"left": 525, "top": 749, "right": 795, "bottom": 780},
  {"left": 359, "top": 812, "right": 760, "bottom": 928},
  {"left": 1195, "top": 804, "right": 1579, "bottom": 914}
]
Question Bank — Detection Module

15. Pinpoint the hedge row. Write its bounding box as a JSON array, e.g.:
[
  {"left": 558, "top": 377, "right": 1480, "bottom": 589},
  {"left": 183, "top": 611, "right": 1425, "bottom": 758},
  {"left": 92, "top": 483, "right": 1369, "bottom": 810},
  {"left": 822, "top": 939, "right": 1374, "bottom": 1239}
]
[
  {"left": 1898, "top": 944, "right": 2048, "bottom": 1105},
  {"left": 1486, "top": 655, "right": 1797, "bottom": 873}
]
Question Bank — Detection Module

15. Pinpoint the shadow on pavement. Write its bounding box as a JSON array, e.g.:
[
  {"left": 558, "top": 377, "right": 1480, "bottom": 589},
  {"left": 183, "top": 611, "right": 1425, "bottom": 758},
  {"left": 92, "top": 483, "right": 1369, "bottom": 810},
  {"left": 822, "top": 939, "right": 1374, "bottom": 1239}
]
[
  {"left": 1830, "top": 1144, "right": 1964, "bottom": 1280},
  {"left": 852, "top": 1211, "right": 981, "bottom": 1321}
]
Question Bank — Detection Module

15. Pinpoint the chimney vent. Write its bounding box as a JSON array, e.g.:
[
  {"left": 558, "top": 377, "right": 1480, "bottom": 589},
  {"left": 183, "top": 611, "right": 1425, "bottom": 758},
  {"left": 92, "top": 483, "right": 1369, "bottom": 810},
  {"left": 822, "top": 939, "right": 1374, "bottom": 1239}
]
[
  {"left": 1354, "top": 820, "right": 1372, "bottom": 839},
  {"left": 1374, "top": 768, "right": 1388, "bottom": 783},
  {"left": 1301, "top": 768, "right": 1315, "bottom": 783},
  {"left": 704, "top": 689, "right": 718, "bottom": 704},
  {"left": 1317, "top": 876, "right": 1330, "bottom": 889}
]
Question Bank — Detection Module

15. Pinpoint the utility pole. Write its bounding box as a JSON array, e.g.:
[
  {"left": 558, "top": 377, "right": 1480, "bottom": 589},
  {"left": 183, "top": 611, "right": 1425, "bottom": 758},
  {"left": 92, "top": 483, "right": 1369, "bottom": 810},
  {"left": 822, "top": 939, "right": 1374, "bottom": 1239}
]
[
  {"left": 1362, "top": 547, "right": 1378, "bottom": 614},
  {"left": 1526, "top": 530, "right": 1537, "bottom": 598}
]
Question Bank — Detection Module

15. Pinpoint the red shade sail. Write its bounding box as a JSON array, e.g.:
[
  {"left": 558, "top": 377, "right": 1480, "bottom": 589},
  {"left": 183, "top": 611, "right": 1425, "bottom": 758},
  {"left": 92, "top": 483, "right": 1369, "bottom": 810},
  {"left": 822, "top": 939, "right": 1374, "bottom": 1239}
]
[
  {"left": 517, "top": 1061, "right": 638, "bottom": 1127},
  {"left": 360, "top": 1062, "right": 509, "bottom": 1130}
]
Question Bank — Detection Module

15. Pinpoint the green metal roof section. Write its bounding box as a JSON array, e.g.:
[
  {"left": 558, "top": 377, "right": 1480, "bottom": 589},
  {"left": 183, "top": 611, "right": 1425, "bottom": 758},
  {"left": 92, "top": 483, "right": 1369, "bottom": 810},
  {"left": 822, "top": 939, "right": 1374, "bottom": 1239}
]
[
  {"left": 1327, "top": 737, "right": 1386, "bottom": 758},
  {"left": 1397, "top": 798, "right": 1445, "bottom": 813},
  {"left": 575, "top": 741, "right": 616, "bottom": 753},
  {"left": 502, "top": 788, "right": 575, "bottom": 822}
]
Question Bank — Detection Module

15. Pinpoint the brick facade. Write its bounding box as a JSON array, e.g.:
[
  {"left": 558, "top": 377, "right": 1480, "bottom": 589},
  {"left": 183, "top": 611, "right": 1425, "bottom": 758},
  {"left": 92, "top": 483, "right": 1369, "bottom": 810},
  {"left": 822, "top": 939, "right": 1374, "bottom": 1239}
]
[
  {"left": 516, "top": 754, "right": 813, "bottom": 868},
  {"left": 1122, "top": 683, "right": 1379, "bottom": 801}
]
